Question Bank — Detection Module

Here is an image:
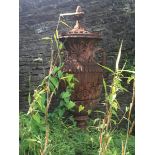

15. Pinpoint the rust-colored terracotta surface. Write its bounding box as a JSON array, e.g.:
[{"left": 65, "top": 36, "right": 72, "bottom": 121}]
[{"left": 59, "top": 6, "right": 104, "bottom": 128}]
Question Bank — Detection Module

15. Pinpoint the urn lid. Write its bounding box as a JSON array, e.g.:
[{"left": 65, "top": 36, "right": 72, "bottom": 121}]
[{"left": 58, "top": 6, "right": 102, "bottom": 40}]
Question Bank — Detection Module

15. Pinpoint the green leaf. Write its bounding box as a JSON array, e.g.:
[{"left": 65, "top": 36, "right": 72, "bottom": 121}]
[
  {"left": 41, "top": 93, "right": 46, "bottom": 106},
  {"left": 97, "top": 63, "right": 114, "bottom": 73},
  {"left": 127, "top": 75, "right": 135, "bottom": 84},
  {"left": 112, "top": 109, "right": 118, "bottom": 118},
  {"left": 88, "top": 109, "right": 92, "bottom": 115},
  {"left": 49, "top": 77, "right": 59, "bottom": 89},
  {"left": 63, "top": 74, "right": 76, "bottom": 89},
  {"left": 93, "top": 118, "right": 100, "bottom": 125},
  {"left": 32, "top": 113, "right": 41, "bottom": 124},
  {"left": 99, "top": 123, "right": 105, "bottom": 129},
  {"left": 66, "top": 74, "right": 74, "bottom": 82},
  {"left": 125, "top": 106, "right": 129, "bottom": 112},
  {"left": 54, "top": 33, "right": 58, "bottom": 48},
  {"left": 109, "top": 94, "right": 116, "bottom": 103},
  {"left": 49, "top": 82, "right": 55, "bottom": 92},
  {"left": 68, "top": 83, "right": 75, "bottom": 89},
  {"left": 51, "top": 66, "right": 60, "bottom": 75},
  {"left": 112, "top": 86, "right": 116, "bottom": 94},
  {"left": 111, "top": 119, "right": 117, "bottom": 125},
  {"left": 64, "top": 97, "right": 69, "bottom": 103},
  {"left": 66, "top": 101, "right": 75, "bottom": 110},
  {"left": 112, "top": 101, "right": 118, "bottom": 111},
  {"left": 103, "top": 78, "right": 108, "bottom": 98},
  {"left": 58, "top": 108, "right": 65, "bottom": 117},
  {"left": 28, "top": 93, "right": 31, "bottom": 105},
  {"left": 116, "top": 40, "right": 123, "bottom": 71},
  {"left": 33, "top": 90, "right": 46, "bottom": 112},
  {"left": 61, "top": 74, "right": 73, "bottom": 80},
  {"left": 56, "top": 29, "right": 59, "bottom": 39},
  {"left": 25, "top": 138, "right": 37, "bottom": 143},
  {"left": 58, "top": 42, "right": 64, "bottom": 50},
  {"left": 122, "top": 70, "right": 135, "bottom": 74},
  {"left": 58, "top": 70, "right": 63, "bottom": 79},
  {"left": 61, "top": 91, "right": 71, "bottom": 99},
  {"left": 79, "top": 105, "right": 84, "bottom": 112}
]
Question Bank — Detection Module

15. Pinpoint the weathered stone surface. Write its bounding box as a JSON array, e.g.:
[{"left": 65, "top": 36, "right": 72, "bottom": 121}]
[{"left": 19, "top": 0, "right": 135, "bottom": 111}]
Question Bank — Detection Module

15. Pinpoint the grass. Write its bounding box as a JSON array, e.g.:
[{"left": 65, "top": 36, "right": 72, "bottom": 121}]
[
  {"left": 20, "top": 113, "right": 134, "bottom": 155},
  {"left": 47, "top": 117, "right": 134, "bottom": 155}
]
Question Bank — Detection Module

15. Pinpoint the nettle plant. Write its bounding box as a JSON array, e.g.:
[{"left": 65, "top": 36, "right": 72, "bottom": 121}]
[{"left": 19, "top": 28, "right": 77, "bottom": 155}]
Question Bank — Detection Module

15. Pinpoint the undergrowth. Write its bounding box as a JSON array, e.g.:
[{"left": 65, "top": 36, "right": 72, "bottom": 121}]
[{"left": 20, "top": 114, "right": 135, "bottom": 155}]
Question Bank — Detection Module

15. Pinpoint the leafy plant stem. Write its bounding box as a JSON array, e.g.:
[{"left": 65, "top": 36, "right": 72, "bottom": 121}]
[{"left": 123, "top": 80, "right": 135, "bottom": 155}]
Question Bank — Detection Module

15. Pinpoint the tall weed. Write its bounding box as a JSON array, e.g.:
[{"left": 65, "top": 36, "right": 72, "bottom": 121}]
[{"left": 98, "top": 41, "right": 135, "bottom": 155}]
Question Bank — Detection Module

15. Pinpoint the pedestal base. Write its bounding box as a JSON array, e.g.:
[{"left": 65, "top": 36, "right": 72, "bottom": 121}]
[{"left": 74, "top": 115, "right": 89, "bottom": 129}]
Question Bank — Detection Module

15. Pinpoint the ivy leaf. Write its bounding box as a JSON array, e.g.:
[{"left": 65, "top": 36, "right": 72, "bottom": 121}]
[{"left": 79, "top": 105, "right": 85, "bottom": 112}]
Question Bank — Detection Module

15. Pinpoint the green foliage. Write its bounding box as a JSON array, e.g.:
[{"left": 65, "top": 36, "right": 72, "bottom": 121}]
[
  {"left": 19, "top": 112, "right": 45, "bottom": 155},
  {"left": 20, "top": 26, "right": 78, "bottom": 154},
  {"left": 20, "top": 64, "right": 76, "bottom": 154},
  {"left": 20, "top": 115, "right": 135, "bottom": 155},
  {"left": 51, "top": 72, "right": 77, "bottom": 118},
  {"left": 98, "top": 41, "right": 135, "bottom": 155},
  {"left": 78, "top": 105, "right": 85, "bottom": 112}
]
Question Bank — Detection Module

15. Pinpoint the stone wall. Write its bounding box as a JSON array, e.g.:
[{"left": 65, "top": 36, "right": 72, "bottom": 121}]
[{"left": 19, "top": 0, "right": 135, "bottom": 111}]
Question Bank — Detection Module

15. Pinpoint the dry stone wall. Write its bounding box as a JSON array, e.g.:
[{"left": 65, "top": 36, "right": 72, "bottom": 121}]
[{"left": 19, "top": 0, "right": 135, "bottom": 111}]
